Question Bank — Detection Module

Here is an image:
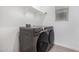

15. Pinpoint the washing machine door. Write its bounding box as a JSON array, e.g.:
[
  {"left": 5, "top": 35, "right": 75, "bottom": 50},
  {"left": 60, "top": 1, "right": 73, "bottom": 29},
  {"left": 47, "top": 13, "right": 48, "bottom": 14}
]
[
  {"left": 48, "top": 29, "right": 54, "bottom": 44},
  {"left": 37, "top": 32, "right": 49, "bottom": 52}
]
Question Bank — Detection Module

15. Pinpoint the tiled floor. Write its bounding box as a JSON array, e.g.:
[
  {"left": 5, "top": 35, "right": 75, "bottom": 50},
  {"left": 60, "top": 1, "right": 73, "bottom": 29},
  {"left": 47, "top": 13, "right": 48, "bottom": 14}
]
[{"left": 49, "top": 44, "right": 78, "bottom": 52}]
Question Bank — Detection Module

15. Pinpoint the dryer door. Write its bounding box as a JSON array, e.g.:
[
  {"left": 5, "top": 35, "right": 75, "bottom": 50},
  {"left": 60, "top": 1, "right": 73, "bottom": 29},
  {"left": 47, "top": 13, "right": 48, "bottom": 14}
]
[
  {"left": 37, "top": 32, "right": 49, "bottom": 52},
  {"left": 48, "top": 29, "right": 54, "bottom": 45}
]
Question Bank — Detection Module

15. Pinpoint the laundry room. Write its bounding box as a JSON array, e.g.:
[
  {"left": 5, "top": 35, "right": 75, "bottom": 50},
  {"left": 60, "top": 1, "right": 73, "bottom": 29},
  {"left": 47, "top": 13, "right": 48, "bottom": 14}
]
[{"left": 0, "top": 6, "right": 79, "bottom": 52}]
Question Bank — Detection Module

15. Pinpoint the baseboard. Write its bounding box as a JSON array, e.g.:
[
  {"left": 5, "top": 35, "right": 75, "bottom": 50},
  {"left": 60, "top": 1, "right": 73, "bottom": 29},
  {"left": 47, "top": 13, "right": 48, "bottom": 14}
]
[{"left": 54, "top": 42, "right": 79, "bottom": 52}]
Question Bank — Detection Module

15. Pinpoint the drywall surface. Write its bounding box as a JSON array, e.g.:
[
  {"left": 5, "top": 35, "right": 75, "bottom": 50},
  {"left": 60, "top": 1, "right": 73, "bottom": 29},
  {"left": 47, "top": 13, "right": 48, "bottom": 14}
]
[
  {"left": 0, "top": 27, "right": 19, "bottom": 52},
  {"left": 42, "top": 6, "right": 55, "bottom": 26},
  {"left": 0, "top": 6, "right": 44, "bottom": 27},
  {"left": 0, "top": 6, "right": 44, "bottom": 52},
  {"left": 55, "top": 6, "right": 79, "bottom": 51}
]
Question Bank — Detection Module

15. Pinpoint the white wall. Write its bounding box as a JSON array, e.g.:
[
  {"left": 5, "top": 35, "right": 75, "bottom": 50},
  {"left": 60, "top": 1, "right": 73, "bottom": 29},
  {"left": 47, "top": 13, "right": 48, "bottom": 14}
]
[
  {"left": 0, "top": 6, "right": 44, "bottom": 27},
  {"left": 42, "top": 6, "right": 55, "bottom": 26},
  {"left": 55, "top": 6, "right": 79, "bottom": 51},
  {"left": 43, "top": 6, "right": 79, "bottom": 51},
  {"left": 0, "top": 6, "right": 44, "bottom": 52}
]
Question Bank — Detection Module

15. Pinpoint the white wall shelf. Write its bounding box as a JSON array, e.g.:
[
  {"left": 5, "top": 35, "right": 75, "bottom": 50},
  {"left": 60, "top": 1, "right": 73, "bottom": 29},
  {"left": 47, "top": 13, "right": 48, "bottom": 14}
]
[{"left": 31, "top": 6, "right": 47, "bottom": 15}]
